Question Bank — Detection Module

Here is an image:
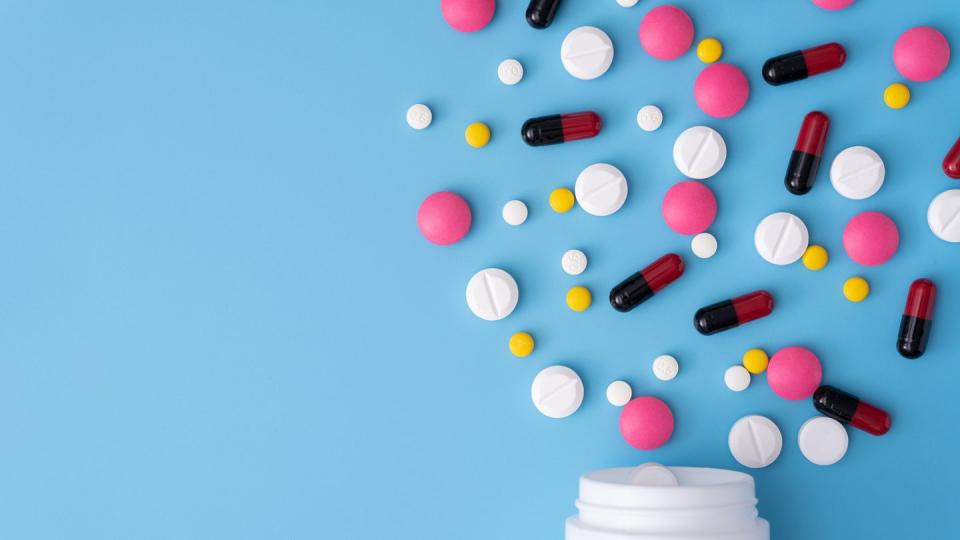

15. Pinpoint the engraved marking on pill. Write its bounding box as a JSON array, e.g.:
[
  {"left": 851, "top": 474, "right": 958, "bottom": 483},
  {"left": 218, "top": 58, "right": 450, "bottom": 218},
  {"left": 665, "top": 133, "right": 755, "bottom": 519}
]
[
  {"left": 940, "top": 206, "right": 960, "bottom": 234},
  {"left": 481, "top": 271, "right": 502, "bottom": 318},
  {"left": 837, "top": 161, "right": 883, "bottom": 185},
  {"left": 537, "top": 376, "right": 579, "bottom": 406}
]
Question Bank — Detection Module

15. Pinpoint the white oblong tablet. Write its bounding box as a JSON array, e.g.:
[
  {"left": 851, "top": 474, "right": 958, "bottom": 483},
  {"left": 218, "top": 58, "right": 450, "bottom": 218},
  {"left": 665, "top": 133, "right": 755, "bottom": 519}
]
[
  {"left": 673, "top": 126, "right": 727, "bottom": 180},
  {"left": 830, "top": 146, "right": 885, "bottom": 200},
  {"left": 561, "top": 249, "right": 588, "bottom": 275},
  {"left": 465, "top": 268, "right": 519, "bottom": 321},
  {"left": 606, "top": 380, "right": 632, "bottom": 407},
  {"left": 560, "top": 26, "right": 614, "bottom": 80},
  {"left": 637, "top": 105, "right": 663, "bottom": 132},
  {"left": 691, "top": 232, "right": 718, "bottom": 259},
  {"left": 531, "top": 365, "right": 584, "bottom": 419},
  {"left": 724, "top": 365, "right": 751, "bottom": 392},
  {"left": 502, "top": 200, "right": 528, "bottom": 226},
  {"left": 652, "top": 354, "right": 679, "bottom": 381},
  {"left": 498, "top": 58, "right": 524, "bottom": 85},
  {"left": 574, "top": 163, "right": 628, "bottom": 216},
  {"left": 629, "top": 463, "right": 679, "bottom": 486},
  {"left": 927, "top": 189, "right": 960, "bottom": 242},
  {"left": 754, "top": 212, "right": 809, "bottom": 265},
  {"left": 798, "top": 416, "right": 849, "bottom": 466},
  {"left": 406, "top": 104, "right": 432, "bottom": 130},
  {"left": 729, "top": 415, "right": 783, "bottom": 469}
]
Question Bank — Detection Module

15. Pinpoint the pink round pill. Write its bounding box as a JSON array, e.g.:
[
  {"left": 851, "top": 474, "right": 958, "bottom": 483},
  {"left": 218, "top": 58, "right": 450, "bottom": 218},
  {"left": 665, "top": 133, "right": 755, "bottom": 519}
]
[
  {"left": 894, "top": 26, "right": 950, "bottom": 82},
  {"left": 417, "top": 191, "right": 472, "bottom": 245},
  {"left": 662, "top": 181, "right": 717, "bottom": 235},
  {"left": 767, "top": 346, "right": 823, "bottom": 401},
  {"left": 639, "top": 5, "right": 694, "bottom": 61},
  {"left": 694, "top": 63, "right": 750, "bottom": 118},
  {"left": 811, "top": 0, "right": 854, "bottom": 10},
  {"left": 620, "top": 396, "right": 674, "bottom": 450},
  {"left": 843, "top": 211, "right": 899, "bottom": 266},
  {"left": 441, "top": 0, "right": 495, "bottom": 33}
]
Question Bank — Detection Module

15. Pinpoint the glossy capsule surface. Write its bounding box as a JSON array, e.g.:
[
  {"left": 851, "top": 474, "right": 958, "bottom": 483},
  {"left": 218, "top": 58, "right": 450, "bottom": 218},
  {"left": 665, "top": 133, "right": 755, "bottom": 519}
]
[
  {"left": 693, "top": 290, "right": 774, "bottom": 335},
  {"left": 785, "top": 111, "right": 830, "bottom": 195},
  {"left": 813, "top": 385, "right": 891, "bottom": 436},
  {"left": 521, "top": 111, "right": 602, "bottom": 146},
  {"left": 944, "top": 136, "right": 960, "bottom": 179},
  {"left": 526, "top": 0, "right": 561, "bottom": 29},
  {"left": 610, "top": 254, "right": 685, "bottom": 312},
  {"left": 762, "top": 43, "right": 846, "bottom": 86},
  {"left": 897, "top": 278, "right": 937, "bottom": 359}
]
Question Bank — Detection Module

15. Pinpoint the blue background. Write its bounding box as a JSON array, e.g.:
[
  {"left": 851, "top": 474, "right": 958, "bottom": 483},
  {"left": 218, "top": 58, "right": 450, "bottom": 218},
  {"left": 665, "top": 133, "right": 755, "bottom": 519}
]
[{"left": 0, "top": 0, "right": 958, "bottom": 538}]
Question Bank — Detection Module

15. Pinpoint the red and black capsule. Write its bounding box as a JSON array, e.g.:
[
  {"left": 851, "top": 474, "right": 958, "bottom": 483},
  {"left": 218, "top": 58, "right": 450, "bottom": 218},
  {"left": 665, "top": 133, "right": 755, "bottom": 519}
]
[
  {"left": 526, "top": 0, "right": 561, "bottom": 29},
  {"left": 522, "top": 111, "right": 601, "bottom": 146},
  {"left": 943, "top": 136, "right": 960, "bottom": 179},
  {"left": 610, "top": 253, "right": 685, "bottom": 312},
  {"left": 813, "top": 385, "right": 891, "bottom": 436},
  {"left": 762, "top": 43, "right": 846, "bottom": 86},
  {"left": 693, "top": 290, "right": 774, "bottom": 335},
  {"left": 785, "top": 111, "right": 830, "bottom": 195},
  {"left": 897, "top": 278, "right": 937, "bottom": 359}
]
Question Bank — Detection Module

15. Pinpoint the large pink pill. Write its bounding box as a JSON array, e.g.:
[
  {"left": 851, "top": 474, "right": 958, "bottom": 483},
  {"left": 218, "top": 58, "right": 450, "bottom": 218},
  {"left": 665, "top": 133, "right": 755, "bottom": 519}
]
[
  {"left": 843, "top": 211, "right": 899, "bottom": 266},
  {"left": 620, "top": 396, "right": 674, "bottom": 450},
  {"left": 441, "top": 0, "right": 496, "bottom": 33},
  {"left": 694, "top": 63, "right": 750, "bottom": 118},
  {"left": 894, "top": 26, "right": 950, "bottom": 82},
  {"left": 639, "top": 5, "right": 694, "bottom": 61},
  {"left": 417, "top": 191, "right": 472, "bottom": 245},
  {"left": 662, "top": 181, "right": 717, "bottom": 235},
  {"left": 767, "top": 346, "right": 822, "bottom": 401},
  {"left": 811, "top": 0, "right": 855, "bottom": 10}
]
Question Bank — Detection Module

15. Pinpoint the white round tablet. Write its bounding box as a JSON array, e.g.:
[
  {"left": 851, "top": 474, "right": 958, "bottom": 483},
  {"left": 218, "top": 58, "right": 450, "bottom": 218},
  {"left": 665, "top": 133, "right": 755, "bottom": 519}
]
[
  {"left": 560, "top": 26, "right": 614, "bottom": 80},
  {"left": 729, "top": 415, "right": 783, "bottom": 469},
  {"left": 754, "top": 212, "right": 809, "bottom": 265},
  {"left": 724, "top": 365, "right": 751, "bottom": 392},
  {"left": 798, "top": 416, "right": 849, "bottom": 466},
  {"left": 406, "top": 104, "right": 432, "bottom": 130},
  {"left": 927, "top": 189, "right": 960, "bottom": 242},
  {"left": 617, "top": 0, "right": 640, "bottom": 6},
  {"left": 691, "top": 232, "right": 718, "bottom": 259},
  {"left": 629, "top": 463, "right": 679, "bottom": 486},
  {"left": 574, "top": 163, "right": 628, "bottom": 216},
  {"left": 606, "top": 380, "right": 632, "bottom": 407},
  {"left": 830, "top": 146, "right": 885, "bottom": 200},
  {"left": 498, "top": 58, "right": 524, "bottom": 85},
  {"left": 465, "top": 268, "right": 519, "bottom": 321},
  {"left": 502, "top": 200, "right": 528, "bottom": 226},
  {"left": 531, "top": 365, "right": 584, "bottom": 419},
  {"left": 561, "top": 249, "right": 588, "bottom": 275},
  {"left": 652, "top": 354, "right": 679, "bottom": 381},
  {"left": 637, "top": 105, "right": 663, "bottom": 132},
  {"left": 673, "top": 126, "right": 727, "bottom": 179}
]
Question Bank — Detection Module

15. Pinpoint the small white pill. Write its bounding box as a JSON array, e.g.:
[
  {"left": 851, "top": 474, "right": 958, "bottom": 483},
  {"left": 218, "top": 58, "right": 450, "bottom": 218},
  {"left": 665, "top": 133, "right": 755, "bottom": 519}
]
[
  {"left": 531, "top": 365, "right": 584, "bottom": 419},
  {"left": 729, "top": 415, "right": 782, "bottom": 469},
  {"left": 691, "top": 232, "right": 718, "bottom": 259},
  {"left": 575, "top": 163, "right": 628, "bottom": 216},
  {"left": 798, "top": 416, "right": 849, "bottom": 466},
  {"left": 502, "top": 200, "right": 528, "bottom": 226},
  {"left": 617, "top": 0, "right": 640, "bottom": 7},
  {"left": 498, "top": 58, "right": 524, "bottom": 85},
  {"left": 927, "top": 189, "right": 960, "bottom": 243},
  {"left": 561, "top": 26, "right": 614, "bottom": 80},
  {"left": 673, "top": 126, "right": 727, "bottom": 180},
  {"left": 637, "top": 105, "right": 663, "bottom": 132},
  {"left": 754, "top": 212, "right": 809, "bottom": 265},
  {"left": 629, "top": 463, "right": 679, "bottom": 486},
  {"left": 561, "top": 249, "right": 588, "bottom": 275},
  {"left": 465, "top": 268, "right": 519, "bottom": 321},
  {"left": 652, "top": 354, "right": 679, "bottom": 381},
  {"left": 830, "top": 146, "right": 885, "bottom": 200},
  {"left": 406, "top": 104, "right": 432, "bottom": 130},
  {"left": 724, "top": 365, "right": 751, "bottom": 392},
  {"left": 606, "top": 380, "right": 632, "bottom": 407}
]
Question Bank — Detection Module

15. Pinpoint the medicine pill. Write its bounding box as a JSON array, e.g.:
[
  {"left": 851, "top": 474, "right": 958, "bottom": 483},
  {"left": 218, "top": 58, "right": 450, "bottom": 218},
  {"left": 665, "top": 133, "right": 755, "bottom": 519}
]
[
  {"left": 843, "top": 276, "right": 870, "bottom": 302},
  {"left": 418, "top": 191, "right": 472, "bottom": 245},
  {"left": 629, "top": 462, "right": 678, "bottom": 485},
  {"left": 830, "top": 146, "right": 885, "bottom": 200},
  {"left": 691, "top": 233, "right": 718, "bottom": 259},
  {"left": 502, "top": 200, "right": 528, "bottom": 226},
  {"left": 694, "top": 290, "right": 774, "bottom": 335},
  {"left": 561, "top": 26, "right": 614, "bottom": 80},
  {"left": 498, "top": 59, "right": 524, "bottom": 85},
  {"left": 465, "top": 122, "right": 491, "bottom": 148},
  {"left": 742, "top": 349, "right": 769, "bottom": 374},
  {"left": 927, "top": 189, "right": 960, "bottom": 242},
  {"left": 883, "top": 82, "right": 910, "bottom": 109},
  {"left": 802, "top": 245, "right": 829, "bottom": 271},
  {"left": 673, "top": 126, "right": 727, "bottom": 180},
  {"left": 522, "top": 111, "right": 601, "bottom": 146},
  {"left": 465, "top": 268, "right": 519, "bottom": 321},
  {"left": 526, "top": 0, "right": 561, "bottom": 29},
  {"left": 550, "top": 187, "right": 576, "bottom": 213},
  {"left": 620, "top": 397, "right": 674, "bottom": 450},
  {"left": 798, "top": 416, "right": 848, "bottom": 466},
  {"left": 636, "top": 105, "right": 663, "bottom": 132},
  {"left": 662, "top": 181, "right": 717, "bottom": 235},
  {"left": 566, "top": 285, "right": 592, "bottom": 311},
  {"left": 694, "top": 63, "right": 750, "bottom": 118},
  {"left": 561, "top": 249, "right": 588, "bottom": 275},
  {"left": 729, "top": 415, "right": 782, "bottom": 468},
  {"left": 894, "top": 26, "right": 950, "bottom": 82},
  {"left": 652, "top": 354, "right": 679, "bottom": 381},
  {"left": 763, "top": 42, "right": 846, "bottom": 86},
  {"left": 406, "top": 104, "right": 433, "bottom": 130},
  {"left": 843, "top": 211, "right": 898, "bottom": 266},
  {"left": 610, "top": 253, "right": 685, "bottom": 312},
  {"left": 531, "top": 365, "right": 584, "bottom": 418},
  {"left": 767, "top": 346, "right": 822, "bottom": 400},
  {"left": 606, "top": 380, "right": 633, "bottom": 407},
  {"left": 441, "top": 0, "right": 495, "bottom": 32},
  {"left": 509, "top": 332, "right": 535, "bottom": 357},
  {"left": 638, "top": 5, "right": 694, "bottom": 61},
  {"left": 897, "top": 278, "right": 936, "bottom": 359},
  {"left": 697, "top": 38, "right": 723, "bottom": 63},
  {"left": 813, "top": 385, "right": 891, "bottom": 436},
  {"left": 754, "top": 212, "right": 809, "bottom": 265},
  {"left": 724, "top": 365, "right": 751, "bottom": 392},
  {"left": 785, "top": 111, "right": 830, "bottom": 195},
  {"left": 943, "top": 137, "right": 960, "bottom": 179},
  {"left": 575, "top": 163, "right": 628, "bottom": 216}
]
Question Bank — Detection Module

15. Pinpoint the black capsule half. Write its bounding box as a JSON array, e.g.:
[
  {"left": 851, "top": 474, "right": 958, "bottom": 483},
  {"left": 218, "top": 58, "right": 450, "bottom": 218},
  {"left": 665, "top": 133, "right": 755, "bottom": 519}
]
[{"left": 526, "top": 0, "right": 561, "bottom": 29}]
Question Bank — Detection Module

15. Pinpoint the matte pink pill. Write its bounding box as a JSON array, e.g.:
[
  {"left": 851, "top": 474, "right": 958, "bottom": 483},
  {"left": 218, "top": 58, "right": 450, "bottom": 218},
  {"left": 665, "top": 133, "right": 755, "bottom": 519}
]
[
  {"left": 441, "top": 0, "right": 496, "bottom": 33},
  {"left": 843, "top": 211, "right": 899, "bottom": 266},
  {"left": 662, "top": 181, "right": 717, "bottom": 235},
  {"left": 620, "top": 396, "right": 674, "bottom": 450},
  {"left": 638, "top": 5, "right": 694, "bottom": 61},
  {"left": 894, "top": 26, "right": 950, "bottom": 82},
  {"left": 767, "top": 346, "right": 823, "bottom": 401},
  {"left": 694, "top": 63, "right": 750, "bottom": 118},
  {"left": 811, "top": 0, "right": 855, "bottom": 10},
  {"left": 417, "top": 191, "right": 472, "bottom": 245}
]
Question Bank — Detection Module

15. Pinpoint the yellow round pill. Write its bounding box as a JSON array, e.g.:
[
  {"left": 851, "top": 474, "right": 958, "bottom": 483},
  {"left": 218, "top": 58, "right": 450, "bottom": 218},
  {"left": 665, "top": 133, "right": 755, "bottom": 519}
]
[
  {"left": 883, "top": 83, "right": 910, "bottom": 110},
  {"left": 843, "top": 276, "right": 870, "bottom": 302},
  {"left": 697, "top": 38, "right": 723, "bottom": 64},
  {"left": 549, "top": 187, "right": 575, "bottom": 213},
  {"left": 508, "top": 331, "right": 535, "bottom": 357},
  {"left": 742, "top": 349, "right": 769, "bottom": 374},
  {"left": 802, "top": 245, "right": 829, "bottom": 271},
  {"left": 566, "top": 286, "right": 592, "bottom": 312},
  {"left": 465, "top": 122, "right": 491, "bottom": 148}
]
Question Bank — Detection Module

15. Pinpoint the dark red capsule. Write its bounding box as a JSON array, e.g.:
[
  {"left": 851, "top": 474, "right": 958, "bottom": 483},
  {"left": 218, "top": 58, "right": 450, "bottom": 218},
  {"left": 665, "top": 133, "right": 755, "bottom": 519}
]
[
  {"left": 609, "top": 254, "right": 685, "bottom": 312},
  {"left": 813, "top": 385, "right": 891, "bottom": 436},
  {"left": 943, "top": 136, "right": 960, "bottom": 179},
  {"left": 693, "top": 290, "right": 774, "bottom": 335},
  {"left": 897, "top": 278, "right": 937, "bottom": 359},
  {"left": 785, "top": 111, "right": 830, "bottom": 195},
  {"left": 521, "top": 111, "right": 601, "bottom": 146},
  {"left": 762, "top": 43, "right": 846, "bottom": 86},
  {"left": 526, "top": 0, "right": 561, "bottom": 29}
]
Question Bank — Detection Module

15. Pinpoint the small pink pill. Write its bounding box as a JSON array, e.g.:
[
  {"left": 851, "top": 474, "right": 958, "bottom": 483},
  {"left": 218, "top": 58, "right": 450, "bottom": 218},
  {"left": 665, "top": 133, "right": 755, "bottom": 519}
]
[
  {"left": 662, "top": 181, "right": 717, "bottom": 235},
  {"left": 767, "top": 346, "right": 823, "bottom": 401},
  {"left": 811, "top": 0, "right": 855, "bottom": 10},
  {"left": 620, "top": 396, "right": 674, "bottom": 450},
  {"left": 417, "top": 191, "right": 472, "bottom": 245},
  {"left": 694, "top": 63, "right": 750, "bottom": 118},
  {"left": 894, "top": 26, "right": 951, "bottom": 82},
  {"left": 843, "top": 211, "right": 899, "bottom": 266},
  {"left": 441, "top": 0, "right": 496, "bottom": 33},
  {"left": 638, "top": 5, "right": 694, "bottom": 61}
]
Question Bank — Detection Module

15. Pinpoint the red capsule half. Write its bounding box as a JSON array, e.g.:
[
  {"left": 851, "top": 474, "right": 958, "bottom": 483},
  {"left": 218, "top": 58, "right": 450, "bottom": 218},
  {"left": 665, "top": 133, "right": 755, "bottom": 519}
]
[
  {"left": 785, "top": 111, "right": 830, "bottom": 195},
  {"left": 944, "top": 136, "right": 960, "bottom": 179}
]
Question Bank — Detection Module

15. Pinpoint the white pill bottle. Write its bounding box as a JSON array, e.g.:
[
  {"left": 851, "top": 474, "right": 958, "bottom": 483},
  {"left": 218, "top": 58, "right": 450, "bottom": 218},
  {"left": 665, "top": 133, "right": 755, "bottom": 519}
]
[{"left": 566, "top": 465, "right": 769, "bottom": 540}]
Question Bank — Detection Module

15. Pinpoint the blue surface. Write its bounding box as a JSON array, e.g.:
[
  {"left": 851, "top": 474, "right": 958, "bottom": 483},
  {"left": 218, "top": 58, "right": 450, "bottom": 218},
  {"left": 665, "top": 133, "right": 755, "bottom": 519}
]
[{"left": 0, "top": 1, "right": 958, "bottom": 538}]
